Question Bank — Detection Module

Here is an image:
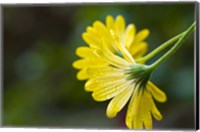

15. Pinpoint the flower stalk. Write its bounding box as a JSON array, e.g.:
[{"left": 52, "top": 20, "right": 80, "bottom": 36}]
[
  {"left": 136, "top": 33, "right": 183, "bottom": 63},
  {"left": 147, "top": 22, "right": 196, "bottom": 71}
]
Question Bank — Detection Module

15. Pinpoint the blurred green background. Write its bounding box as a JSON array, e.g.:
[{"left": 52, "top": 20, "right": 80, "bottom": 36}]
[{"left": 3, "top": 3, "right": 196, "bottom": 129}]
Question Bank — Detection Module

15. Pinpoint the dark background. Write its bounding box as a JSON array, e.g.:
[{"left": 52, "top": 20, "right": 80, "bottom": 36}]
[{"left": 3, "top": 3, "right": 196, "bottom": 129}]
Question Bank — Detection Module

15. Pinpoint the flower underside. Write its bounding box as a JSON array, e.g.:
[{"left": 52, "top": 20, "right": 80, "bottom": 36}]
[{"left": 73, "top": 15, "right": 167, "bottom": 129}]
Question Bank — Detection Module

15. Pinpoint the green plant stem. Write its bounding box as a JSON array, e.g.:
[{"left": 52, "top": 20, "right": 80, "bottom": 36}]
[
  {"left": 136, "top": 33, "right": 183, "bottom": 63},
  {"left": 148, "top": 21, "right": 196, "bottom": 71}
]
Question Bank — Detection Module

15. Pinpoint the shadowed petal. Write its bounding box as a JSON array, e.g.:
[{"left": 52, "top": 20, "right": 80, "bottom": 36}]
[
  {"left": 147, "top": 81, "right": 167, "bottom": 102},
  {"left": 106, "top": 85, "right": 133, "bottom": 118}
]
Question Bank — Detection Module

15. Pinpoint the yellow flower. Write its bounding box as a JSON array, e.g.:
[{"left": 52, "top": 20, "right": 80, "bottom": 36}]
[
  {"left": 73, "top": 15, "right": 167, "bottom": 129},
  {"left": 73, "top": 15, "right": 149, "bottom": 80}
]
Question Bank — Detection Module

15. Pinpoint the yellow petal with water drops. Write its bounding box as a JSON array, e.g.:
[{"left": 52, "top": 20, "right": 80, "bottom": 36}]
[
  {"left": 126, "top": 91, "right": 141, "bottom": 129},
  {"left": 77, "top": 68, "right": 89, "bottom": 80},
  {"left": 92, "top": 80, "right": 131, "bottom": 102},
  {"left": 85, "top": 68, "right": 124, "bottom": 92},
  {"left": 87, "top": 65, "right": 120, "bottom": 78},
  {"left": 106, "top": 15, "right": 115, "bottom": 30},
  {"left": 106, "top": 85, "right": 133, "bottom": 118},
  {"left": 134, "top": 29, "right": 150, "bottom": 43},
  {"left": 147, "top": 81, "right": 167, "bottom": 103},
  {"left": 76, "top": 46, "right": 95, "bottom": 58},
  {"left": 139, "top": 91, "right": 152, "bottom": 129},
  {"left": 85, "top": 76, "right": 124, "bottom": 92},
  {"left": 123, "top": 24, "right": 136, "bottom": 48},
  {"left": 151, "top": 100, "right": 162, "bottom": 121},
  {"left": 133, "top": 91, "right": 151, "bottom": 129},
  {"left": 115, "top": 15, "right": 125, "bottom": 36},
  {"left": 126, "top": 90, "right": 154, "bottom": 129},
  {"left": 130, "top": 42, "right": 148, "bottom": 59},
  {"left": 140, "top": 90, "right": 162, "bottom": 123},
  {"left": 72, "top": 58, "right": 106, "bottom": 69}
]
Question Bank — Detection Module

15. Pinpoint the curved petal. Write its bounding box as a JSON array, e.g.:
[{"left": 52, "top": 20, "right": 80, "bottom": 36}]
[
  {"left": 147, "top": 81, "right": 167, "bottom": 103},
  {"left": 106, "top": 85, "right": 133, "bottom": 118},
  {"left": 151, "top": 100, "right": 163, "bottom": 121}
]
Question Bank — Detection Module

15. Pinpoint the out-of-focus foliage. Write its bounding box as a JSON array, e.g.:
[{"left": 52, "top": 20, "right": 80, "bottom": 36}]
[{"left": 3, "top": 3, "right": 195, "bottom": 129}]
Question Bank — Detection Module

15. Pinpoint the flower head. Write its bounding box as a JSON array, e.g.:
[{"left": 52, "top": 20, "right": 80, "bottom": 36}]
[{"left": 73, "top": 15, "right": 167, "bottom": 129}]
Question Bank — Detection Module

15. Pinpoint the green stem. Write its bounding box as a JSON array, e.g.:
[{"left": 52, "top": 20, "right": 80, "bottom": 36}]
[
  {"left": 136, "top": 33, "right": 183, "bottom": 63},
  {"left": 148, "top": 21, "right": 196, "bottom": 71}
]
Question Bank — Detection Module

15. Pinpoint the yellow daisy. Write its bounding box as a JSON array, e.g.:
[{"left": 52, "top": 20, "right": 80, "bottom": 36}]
[
  {"left": 73, "top": 15, "right": 167, "bottom": 129},
  {"left": 73, "top": 15, "right": 149, "bottom": 80}
]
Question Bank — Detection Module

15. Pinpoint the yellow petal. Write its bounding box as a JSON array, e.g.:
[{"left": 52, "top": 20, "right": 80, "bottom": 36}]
[
  {"left": 87, "top": 66, "right": 120, "bottom": 78},
  {"left": 130, "top": 42, "right": 148, "bottom": 59},
  {"left": 147, "top": 81, "right": 167, "bottom": 103},
  {"left": 134, "top": 29, "right": 150, "bottom": 43},
  {"left": 114, "top": 38, "right": 135, "bottom": 63},
  {"left": 82, "top": 26, "right": 102, "bottom": 48},
  {"left": 106, "top": 15, "right": 115, "bottom": 29},
  {"left": 115, "top": 15, "right": 125, "bottom": 36},
  {"left": 72, "top": 58, "right": 106, "bottom": 69},
  {"left": 134, "top": 119, "right": 143, "bottom": 129},
  {"left": 77, "top": 68, "right": 88, "bottom": 80},
  {"left": 85, "top": 66, "right": 123, "bottom": 92},
  {"left": 92, "top": 80, "right": 131, "bottom": 101},
  {"left": 133, "top": 90, "right": 151, "bottom": 129},
  {"left": 82, "top": 32, "right": 101, "bottom": 48},
  {"left": 143, "top": 112, "right": 152, "bottom": 129},
  {"left": 93, "top": 21, "right": 115, "bottom": 51},
  {"left": 86, "top": 26, "right": 101, "bottom": 38},
  {"left": 85, "top": 68, "right": 124, "bottom": 92},
  {"left": 76, "top": 46, "right": 95, "bottom": 58},
  {"left": 151, "top": 100, "right": 162, "bottom": 121},
  {"left": 124, "top": 24, "right": 136, "bottom": 48},
  {"left": 94, "top": 40, "right": 129, "bottom": 68},
  {"left": 106, "top": 86, "right": 133, "bottom": 118},
  {"left": 85, "top": 76, "right": 124, "bottom": 92},
  {"left": 126, "top": 91, "right": 141, "bottom": 129},
  {"left": 126, "top": 90, "right": 155, "bottom": 129},
  {"left": 93, "top": 21, "right": 112, "bottom": 40}
]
